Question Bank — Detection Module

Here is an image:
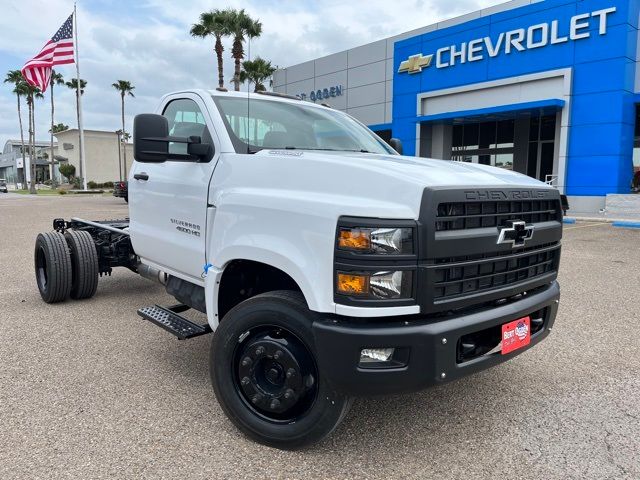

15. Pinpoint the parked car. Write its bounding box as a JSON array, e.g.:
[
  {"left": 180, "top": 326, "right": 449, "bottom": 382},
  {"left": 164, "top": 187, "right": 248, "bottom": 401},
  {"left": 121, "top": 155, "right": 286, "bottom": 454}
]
[
  {"left": 113, "top": 180, "right": 128, "bottom": 202},
  {"left": 0, "top": 179, "right": 8, "bottom": 193}
]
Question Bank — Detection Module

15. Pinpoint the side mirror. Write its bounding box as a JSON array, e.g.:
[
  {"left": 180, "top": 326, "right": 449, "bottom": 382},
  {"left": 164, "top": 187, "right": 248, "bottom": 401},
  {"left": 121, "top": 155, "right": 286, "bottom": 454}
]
[
  {"left": 134, "top": 114, "right": 169, "bottom": 163},
  {"left": 134, "top": 115, "right": 215, "bottom": 163},
  {"left": 187, "top": 136, "right": 215, "bottom": 162},
  {"left": 389, "top": 138, "right": 403, "bottom": 155}
]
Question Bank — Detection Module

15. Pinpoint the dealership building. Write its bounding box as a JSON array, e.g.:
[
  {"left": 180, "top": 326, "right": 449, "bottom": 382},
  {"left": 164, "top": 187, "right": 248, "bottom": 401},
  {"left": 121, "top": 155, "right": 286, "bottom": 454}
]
[{"left": 273, "top": 0, "right": 640, "bottom": 212}]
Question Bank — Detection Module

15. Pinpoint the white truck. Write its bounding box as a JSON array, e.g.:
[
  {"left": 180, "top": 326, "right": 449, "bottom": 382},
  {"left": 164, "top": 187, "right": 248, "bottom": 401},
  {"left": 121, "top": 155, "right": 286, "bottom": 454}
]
[{"left": 34, "top": 89, "right": 562, "bottom": 449}]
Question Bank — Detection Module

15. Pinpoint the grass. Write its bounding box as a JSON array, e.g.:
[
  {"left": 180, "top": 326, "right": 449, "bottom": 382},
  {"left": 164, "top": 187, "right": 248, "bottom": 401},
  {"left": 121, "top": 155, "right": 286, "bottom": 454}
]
[{"left": 12, "top": 189, "right": 63, "bottom": 196}]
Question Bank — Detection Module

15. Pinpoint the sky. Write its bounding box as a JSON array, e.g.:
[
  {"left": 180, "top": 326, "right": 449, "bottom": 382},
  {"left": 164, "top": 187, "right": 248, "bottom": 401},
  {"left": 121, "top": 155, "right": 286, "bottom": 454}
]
[{"left": 0, "top": 0, "right": 502, "bottom": 148}]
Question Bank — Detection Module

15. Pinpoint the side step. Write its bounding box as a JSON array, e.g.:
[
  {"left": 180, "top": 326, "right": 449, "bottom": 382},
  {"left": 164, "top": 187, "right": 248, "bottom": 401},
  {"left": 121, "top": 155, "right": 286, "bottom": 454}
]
[{"left": 137, "top": 304, "right": 212, "bottom": 340}]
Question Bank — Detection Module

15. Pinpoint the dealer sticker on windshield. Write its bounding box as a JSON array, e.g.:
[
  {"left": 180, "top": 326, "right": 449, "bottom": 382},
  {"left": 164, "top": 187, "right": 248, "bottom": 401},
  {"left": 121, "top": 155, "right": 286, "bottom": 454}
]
[{"left": 501, "top": 316, "right": 531, "bottom": 354}]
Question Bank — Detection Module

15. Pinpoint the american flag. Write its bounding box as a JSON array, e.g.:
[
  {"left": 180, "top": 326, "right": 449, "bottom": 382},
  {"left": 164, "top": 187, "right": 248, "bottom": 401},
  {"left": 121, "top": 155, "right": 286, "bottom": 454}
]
[{"left": 21, "top": 14, "right": 75, "bottom": 92}]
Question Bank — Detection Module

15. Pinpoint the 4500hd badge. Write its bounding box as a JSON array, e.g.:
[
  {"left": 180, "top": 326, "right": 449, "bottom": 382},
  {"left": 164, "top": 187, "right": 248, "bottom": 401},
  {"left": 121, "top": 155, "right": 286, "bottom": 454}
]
[{"left": 171, "top": 218, "right": 201, "bottom": 237}]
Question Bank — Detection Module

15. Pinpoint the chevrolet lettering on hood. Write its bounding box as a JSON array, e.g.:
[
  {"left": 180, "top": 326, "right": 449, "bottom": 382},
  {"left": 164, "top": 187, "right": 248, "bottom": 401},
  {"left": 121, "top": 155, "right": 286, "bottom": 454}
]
[{"left": 464, "top": 190, "right": 550, "bottom": 201}]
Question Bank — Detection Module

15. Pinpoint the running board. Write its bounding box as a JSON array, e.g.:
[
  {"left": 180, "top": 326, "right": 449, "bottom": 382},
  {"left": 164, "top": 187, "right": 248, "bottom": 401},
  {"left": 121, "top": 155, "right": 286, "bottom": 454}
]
[{"left": 137, "top": 304, "right": 212, "bottom": 340}]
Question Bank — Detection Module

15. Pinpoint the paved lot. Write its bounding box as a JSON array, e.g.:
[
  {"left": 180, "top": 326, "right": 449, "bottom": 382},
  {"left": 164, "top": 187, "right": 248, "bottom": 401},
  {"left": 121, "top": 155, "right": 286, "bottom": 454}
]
[{"left": 0, "top": 195, "right": 638, "bottom": 479}]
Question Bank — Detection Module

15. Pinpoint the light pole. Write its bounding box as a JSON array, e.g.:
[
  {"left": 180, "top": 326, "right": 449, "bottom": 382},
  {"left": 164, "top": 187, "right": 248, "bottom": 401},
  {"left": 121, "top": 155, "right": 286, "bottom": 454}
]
[{"left": 115, "top": 129, "right": 123, "bottom": 181}]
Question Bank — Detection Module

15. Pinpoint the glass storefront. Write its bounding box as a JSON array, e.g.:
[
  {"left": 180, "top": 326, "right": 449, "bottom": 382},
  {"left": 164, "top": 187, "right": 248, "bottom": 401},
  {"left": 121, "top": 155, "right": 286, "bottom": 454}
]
[
  {"left": 449, "top": 113, "right": 556, "bottom": 182},
  {"left": 633, "top": 106, "right": 640, "bottom": 191},
  {"left": 451, "top": 119, "right": 515, "bottom": 170}
]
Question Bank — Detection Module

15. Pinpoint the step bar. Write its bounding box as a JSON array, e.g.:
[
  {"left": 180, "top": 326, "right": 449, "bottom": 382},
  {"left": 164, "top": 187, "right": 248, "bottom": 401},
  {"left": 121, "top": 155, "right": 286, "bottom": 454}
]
[{"left": 137, "top": 304, "right": 212, "bottom": 340}]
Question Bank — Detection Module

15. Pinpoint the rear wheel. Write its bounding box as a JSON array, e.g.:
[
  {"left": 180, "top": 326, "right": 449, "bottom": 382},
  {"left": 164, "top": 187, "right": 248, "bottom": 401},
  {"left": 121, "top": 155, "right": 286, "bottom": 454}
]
[
  {"left": 34, "top": 231, "right": 72, "bottom": 303},
  {"left": 210, "top": 291, "right": 351, "bottom": 449},
  {"left": 64, "top": 230, "right": 99, "bottom": 300}
]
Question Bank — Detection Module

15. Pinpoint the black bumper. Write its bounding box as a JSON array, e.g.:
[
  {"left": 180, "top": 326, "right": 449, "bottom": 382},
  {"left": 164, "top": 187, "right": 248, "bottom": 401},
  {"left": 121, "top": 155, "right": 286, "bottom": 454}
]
[{"left": 313, "top": 281, "right": 559, "bottom": 396}]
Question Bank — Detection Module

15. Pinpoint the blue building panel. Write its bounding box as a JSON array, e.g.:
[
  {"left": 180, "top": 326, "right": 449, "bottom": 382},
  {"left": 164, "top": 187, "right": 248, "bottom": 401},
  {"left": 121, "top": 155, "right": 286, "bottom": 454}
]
[{"left": 392, "top": 0, "right": 640, "bottom": 197}]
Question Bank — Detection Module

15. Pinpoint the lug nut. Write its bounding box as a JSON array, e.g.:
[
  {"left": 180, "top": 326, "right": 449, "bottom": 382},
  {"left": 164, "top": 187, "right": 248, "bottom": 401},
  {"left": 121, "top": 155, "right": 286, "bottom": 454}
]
[
  {"left": 241, "top": 356, "right": 252, "bottom": 367},
  {"left": 241, "top": 376, "right": 250, "bottom": 386},
  {"left": 255, "top": 346, "right": 265, "bottom": 356},
  {"left": 304, "top": 374, "right": 315, "bottom": 388},
  {"left": 252, "top": 394, "right": 263, "bottom": 405},
  {"left": 286, "top": 368, "right": 296, "bottom": 379},
  {"left": 284, "top": 388, "right": 295, "bottom": 400},
  {"left": 274, "top": 350, "right": 283, "bottom": 360},
  {"left": 270, "top": 399, "right": 281, "bottom": 410}
]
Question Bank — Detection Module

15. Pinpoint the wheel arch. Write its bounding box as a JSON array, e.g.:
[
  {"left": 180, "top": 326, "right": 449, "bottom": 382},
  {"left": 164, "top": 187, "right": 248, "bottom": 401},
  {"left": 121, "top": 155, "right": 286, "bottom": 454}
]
[{"left": 206, "top": 252, "right": 321, "bottom": 329}]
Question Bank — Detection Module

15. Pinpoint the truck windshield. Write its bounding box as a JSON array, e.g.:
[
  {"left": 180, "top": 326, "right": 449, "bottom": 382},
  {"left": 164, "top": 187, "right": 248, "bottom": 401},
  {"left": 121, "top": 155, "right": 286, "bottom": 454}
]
[{"left": 212, "top": 96, "right": 396, "bottom": 155}]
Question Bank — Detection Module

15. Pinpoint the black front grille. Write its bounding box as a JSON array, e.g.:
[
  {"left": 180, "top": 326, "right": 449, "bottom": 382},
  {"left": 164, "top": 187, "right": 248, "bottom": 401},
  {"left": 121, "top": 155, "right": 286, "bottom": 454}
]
[
  {"left": 436, "top": 199, "right": 562, "bottom": 231},
  {"left": 433, "top": 244, "right": 560, "bottom": 300}
]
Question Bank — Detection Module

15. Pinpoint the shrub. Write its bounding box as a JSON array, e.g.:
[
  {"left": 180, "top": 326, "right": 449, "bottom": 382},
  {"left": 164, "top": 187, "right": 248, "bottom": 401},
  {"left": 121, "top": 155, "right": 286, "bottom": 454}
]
[
  {"left": 87, "top": 181, "right": 98, "bottom": 189},
  {"left": 72, "top": 176, "right": 83, "bottom": 189},
  {"left": 102, "top": 181, "right": 114, "bottom": 188},
  {"left": 59, "top": 163, "right": 75, "bottom": 180},
  {"left": 58, "top": 189, "right": 67, "bottom": 195}
]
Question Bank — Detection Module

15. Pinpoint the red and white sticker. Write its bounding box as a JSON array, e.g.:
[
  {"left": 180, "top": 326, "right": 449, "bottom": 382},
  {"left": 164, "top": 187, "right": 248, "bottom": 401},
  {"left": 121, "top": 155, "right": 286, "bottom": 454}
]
[{"left": 501, "top": 316, "right": 531, "bottom": 355}]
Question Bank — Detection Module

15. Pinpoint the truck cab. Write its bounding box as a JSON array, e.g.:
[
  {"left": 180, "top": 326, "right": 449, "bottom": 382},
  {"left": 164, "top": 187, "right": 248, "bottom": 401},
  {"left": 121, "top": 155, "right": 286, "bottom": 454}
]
[{"left": 36, "top": 89, "right": 562, "bottom": 449}]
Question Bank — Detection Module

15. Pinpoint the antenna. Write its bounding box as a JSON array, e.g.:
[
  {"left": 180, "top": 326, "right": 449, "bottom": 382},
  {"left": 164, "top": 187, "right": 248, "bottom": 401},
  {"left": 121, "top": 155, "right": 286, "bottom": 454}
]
[{"left": 246, "top": 36, "right": 251, "bottom": 154}]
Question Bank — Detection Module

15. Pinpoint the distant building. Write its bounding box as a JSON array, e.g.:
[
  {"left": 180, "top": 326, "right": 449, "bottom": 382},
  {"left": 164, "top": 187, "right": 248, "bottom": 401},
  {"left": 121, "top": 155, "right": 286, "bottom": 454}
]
[
  {"left": 0, "top": 139, "right": 56, "bottom": 185},
  {"left": 54, "top": 129, "right": 133, "bottom": 184}
]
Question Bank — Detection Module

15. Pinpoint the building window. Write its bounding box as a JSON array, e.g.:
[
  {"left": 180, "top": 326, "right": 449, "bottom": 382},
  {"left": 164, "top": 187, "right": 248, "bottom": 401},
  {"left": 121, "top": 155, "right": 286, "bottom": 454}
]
[
  {"left": 633, "top": 106, "right": 640, "bottom": 191},
  {"left": 451, "top": 119, "right": 515, "bottom": 169},
  {"left": 528, "top": 114, "right": 556, "bottom": 182}
]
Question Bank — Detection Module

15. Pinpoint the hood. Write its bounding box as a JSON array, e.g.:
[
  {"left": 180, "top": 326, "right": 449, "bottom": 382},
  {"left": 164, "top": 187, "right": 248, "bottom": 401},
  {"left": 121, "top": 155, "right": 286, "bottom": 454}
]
[
  {"left": 256, "top": 149, "right": 551, "bottom": 189},
  {"left": 215, "top": 149, "right": 555, "bottom": 221}
]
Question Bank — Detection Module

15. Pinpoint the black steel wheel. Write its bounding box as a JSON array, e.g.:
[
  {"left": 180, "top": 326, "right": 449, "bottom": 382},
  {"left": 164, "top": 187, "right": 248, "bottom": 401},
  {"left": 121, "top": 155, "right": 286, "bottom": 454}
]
[
  {"left": 34, "top": 231, "right": 72, "bottom": 303},
  {"left": 210, "top": 290, "right": 351, "bottom": 449},
  {"left": 64, "top": 230, "right": 99, "bottom": 300},
  {"left": 233, "top": 324, "right": 318, "bottom": 423}
]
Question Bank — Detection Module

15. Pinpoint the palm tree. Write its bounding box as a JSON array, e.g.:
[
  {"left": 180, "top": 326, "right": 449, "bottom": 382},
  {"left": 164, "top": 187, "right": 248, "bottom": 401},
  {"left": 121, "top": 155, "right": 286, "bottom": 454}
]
[
  {"left": 228, "top": 9, "right": 262, "bottom": 91},
  {"left": 112, "top": 80, "right": 135, "bottom": 179},
  {"left": 4, "top": 70, "right": 27, "bottom": 186},
  {"left": 239, "top": 57, "right": 276, "bottom": 92},
  {"left": 49, "top": 71, "right": 64, "bottom": 181},
  {"left": 190, "top": 9, "right": 232, "bottom": 88},
  {"left": 25, "top": 85, "right": 44, "bottom": 193},
  {"left": 66, "top": 78, "right": 87, "bottom": 181}
]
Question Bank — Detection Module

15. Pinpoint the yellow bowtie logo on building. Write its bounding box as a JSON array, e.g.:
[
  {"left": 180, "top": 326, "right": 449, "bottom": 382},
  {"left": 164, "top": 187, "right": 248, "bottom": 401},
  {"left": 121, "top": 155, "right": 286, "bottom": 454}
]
[{"left": 398, "top": 53, "right": 434, "bottom": 74}]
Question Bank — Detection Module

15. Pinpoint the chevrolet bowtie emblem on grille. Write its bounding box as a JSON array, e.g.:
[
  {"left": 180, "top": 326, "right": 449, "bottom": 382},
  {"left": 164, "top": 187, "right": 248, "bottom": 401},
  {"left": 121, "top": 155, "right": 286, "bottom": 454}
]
[
  {"left": 397, "top": 54, "right": 433, "bottom": 74},
  {"left": 497, "top": 220, "right": 535, "bottom": 247}
]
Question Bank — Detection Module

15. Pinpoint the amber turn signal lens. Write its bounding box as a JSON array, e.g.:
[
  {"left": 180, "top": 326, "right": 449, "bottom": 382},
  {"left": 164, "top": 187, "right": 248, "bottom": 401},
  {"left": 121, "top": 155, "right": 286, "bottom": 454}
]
[
  {"left": 338, "top": 228, "right": 371, "bottom": 251},
  {"left": 336, "top": 273, "right": 370, "bottom": 296}
]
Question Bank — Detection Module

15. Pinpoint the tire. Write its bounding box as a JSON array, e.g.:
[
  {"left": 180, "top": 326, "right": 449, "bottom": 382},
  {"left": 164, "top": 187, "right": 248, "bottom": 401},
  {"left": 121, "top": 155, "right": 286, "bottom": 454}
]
[
  {"left": 34, "top": 231, "right": 72, "bottom": 303},
  {"left": 64, "top": 230, "right": 99, "bottom": 300},
  {"left": 210, "top": 290, "right": 352, "bottom": 449}
]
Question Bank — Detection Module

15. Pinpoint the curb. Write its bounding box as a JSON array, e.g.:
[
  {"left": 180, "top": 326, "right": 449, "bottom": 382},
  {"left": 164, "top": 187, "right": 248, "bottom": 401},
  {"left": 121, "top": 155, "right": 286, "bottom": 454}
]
[
  {"left": 612, "top": 221, "right": 640, "bottom": 229},
  {"left": 564, "top": 216, "right": 640, "bottom": 224}
]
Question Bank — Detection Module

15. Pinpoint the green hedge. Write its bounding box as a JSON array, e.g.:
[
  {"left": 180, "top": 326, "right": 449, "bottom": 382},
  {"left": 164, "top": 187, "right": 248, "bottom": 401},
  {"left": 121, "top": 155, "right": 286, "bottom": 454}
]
[{"left": 87, "top": 181, "right": 115, "bottom": 189}]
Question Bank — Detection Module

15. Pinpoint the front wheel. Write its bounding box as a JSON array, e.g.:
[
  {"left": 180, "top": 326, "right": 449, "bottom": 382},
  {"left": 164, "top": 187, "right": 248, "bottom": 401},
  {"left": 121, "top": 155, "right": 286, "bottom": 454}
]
[{"left": 210, "top": 291, "right": 351, "bottom": 449}]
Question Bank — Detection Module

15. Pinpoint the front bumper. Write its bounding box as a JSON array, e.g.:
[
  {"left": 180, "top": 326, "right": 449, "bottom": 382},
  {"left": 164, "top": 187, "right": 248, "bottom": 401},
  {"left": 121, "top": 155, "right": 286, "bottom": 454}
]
[{"left": 312, "top": 281, "right": 559, "bottom": 396}]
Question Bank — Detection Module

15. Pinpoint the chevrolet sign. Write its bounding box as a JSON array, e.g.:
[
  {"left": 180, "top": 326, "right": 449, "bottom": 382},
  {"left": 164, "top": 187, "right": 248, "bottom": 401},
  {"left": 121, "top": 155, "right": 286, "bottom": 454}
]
[{"left": 398, "top": 7, "right": 616, "bottom": 73}]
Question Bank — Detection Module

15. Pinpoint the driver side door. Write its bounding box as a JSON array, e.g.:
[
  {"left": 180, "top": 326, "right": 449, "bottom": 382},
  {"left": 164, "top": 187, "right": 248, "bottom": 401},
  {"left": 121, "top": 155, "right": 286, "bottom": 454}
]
[{"left": 129, "top": 94, "right": 219, "bottom": 281}]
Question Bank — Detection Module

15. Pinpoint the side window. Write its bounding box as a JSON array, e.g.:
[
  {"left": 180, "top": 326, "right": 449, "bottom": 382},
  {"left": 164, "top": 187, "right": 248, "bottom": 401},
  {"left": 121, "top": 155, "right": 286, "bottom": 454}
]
[
  {"left": 223, "top": 113, "right": 287, "bottom": 147},
  {"left": 162, "top": 99, "right": 211, "bottom": 157}
]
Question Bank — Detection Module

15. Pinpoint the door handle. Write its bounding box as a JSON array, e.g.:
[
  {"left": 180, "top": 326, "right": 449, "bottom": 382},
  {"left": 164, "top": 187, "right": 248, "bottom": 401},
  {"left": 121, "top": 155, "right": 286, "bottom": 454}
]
[{"left": 134, "top": 173, "right": 149, "bottom": 181}]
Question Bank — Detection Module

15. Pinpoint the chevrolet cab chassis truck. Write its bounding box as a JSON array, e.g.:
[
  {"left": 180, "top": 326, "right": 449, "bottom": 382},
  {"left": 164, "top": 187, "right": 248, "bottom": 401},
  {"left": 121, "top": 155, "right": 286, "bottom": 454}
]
[{"left": 34, "top": 90, "right": 562, "bottom": 449}]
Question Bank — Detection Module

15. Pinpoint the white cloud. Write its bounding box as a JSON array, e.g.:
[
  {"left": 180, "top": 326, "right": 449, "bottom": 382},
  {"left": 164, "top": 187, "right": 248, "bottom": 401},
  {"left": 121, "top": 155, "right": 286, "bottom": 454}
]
[{"left": 0, "top": 0, "right": 501, "bottom": 148}]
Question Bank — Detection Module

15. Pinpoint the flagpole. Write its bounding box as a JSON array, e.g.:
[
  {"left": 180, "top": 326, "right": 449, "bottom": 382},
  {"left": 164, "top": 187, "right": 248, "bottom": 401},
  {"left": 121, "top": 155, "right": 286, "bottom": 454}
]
[{"left": 73, "top": 2, "right": 87, "bottom": 190}]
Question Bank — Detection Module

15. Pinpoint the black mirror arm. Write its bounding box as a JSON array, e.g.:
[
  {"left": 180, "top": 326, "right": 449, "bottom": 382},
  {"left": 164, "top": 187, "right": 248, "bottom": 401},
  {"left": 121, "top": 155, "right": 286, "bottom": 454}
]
[{"left": 141, "top": 135, "right": 199, "bottom": 144}]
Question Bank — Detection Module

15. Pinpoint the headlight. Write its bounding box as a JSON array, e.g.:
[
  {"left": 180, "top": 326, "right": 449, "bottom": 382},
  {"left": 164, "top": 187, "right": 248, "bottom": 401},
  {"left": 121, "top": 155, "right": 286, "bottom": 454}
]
[
  {"left": 338, "top": 227, "right": 413, "bottom": 255},
  {"left": 336, "top": 270, "right": 413, "bottom": 299}
]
